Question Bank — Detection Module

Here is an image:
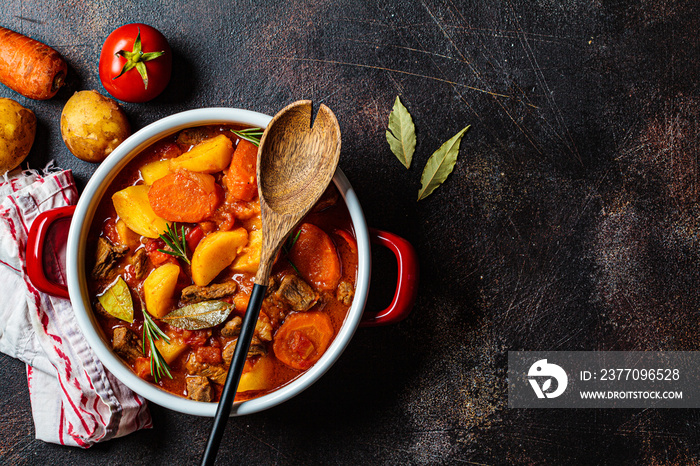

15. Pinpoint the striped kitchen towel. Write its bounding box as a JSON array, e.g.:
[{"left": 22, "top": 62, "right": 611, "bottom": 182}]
[{"left": 0, "top": 167, "right": 152, "bottom": 447}]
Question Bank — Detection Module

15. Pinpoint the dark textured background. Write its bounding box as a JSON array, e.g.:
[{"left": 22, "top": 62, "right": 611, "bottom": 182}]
[{"left": 2, "top": 0, "right": 700, "bottom": 464}]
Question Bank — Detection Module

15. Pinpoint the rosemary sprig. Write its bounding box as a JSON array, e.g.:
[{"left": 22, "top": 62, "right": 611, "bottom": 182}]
[
  {"left": 158, "top": 223, "right": 190, "bottom": 265},
  {"left": 142, "top": 307, "right": 172, "bottom": 383},
  {"left": 281, "top": 229, "right": 302, "bottom": 274},
  {"left": 231, "top": 127, "right": 264, "bottom": 147},
  {"left": 283, "top": 229, "right": 302, "bottom": 252}
]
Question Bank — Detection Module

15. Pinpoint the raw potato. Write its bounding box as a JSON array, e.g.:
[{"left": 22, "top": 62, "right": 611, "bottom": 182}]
[
  {"left": 143, "top": 263, "right": 181, "bottom": 318},
  {"left": 60, "top": 90, "right": 130, "bottom": 163},
  {"left": 0, "top": 98, "right": 36, "bottom": 174},
  {"left": 112, "top": 185, "right": 171, "bottom": 238},
  {"left": 191, "top": 228, "right": 248, "bottom": 286},
  {"left": 169, "top": 134, "right": 233, "bottom": 173}
]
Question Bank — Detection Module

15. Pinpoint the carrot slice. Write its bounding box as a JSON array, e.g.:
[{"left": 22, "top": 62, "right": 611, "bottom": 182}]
[
  {"left": 289, "top": 223, "right": 341, "bottom": 291},
  {"left": 273, "top": 312, "right": 334, "bottom": 370},
  {"left": 226, "top": 139, "right": 258, "bottom": 201},
  {"left": 148, "top": 171, "right": 223, "bottom": 222}
]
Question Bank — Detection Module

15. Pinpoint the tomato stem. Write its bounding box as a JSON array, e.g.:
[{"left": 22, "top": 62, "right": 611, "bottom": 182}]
[{"left": 113, "top": 28, "right": 165, "bottom": 89}]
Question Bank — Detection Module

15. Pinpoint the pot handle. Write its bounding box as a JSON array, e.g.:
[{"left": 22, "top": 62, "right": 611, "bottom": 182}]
[
  {"left": 360, "top": 228, "right": 419, "bottom": 327},
  {"left": 26, "top": 205, "right": 75, "bottom": 300}
]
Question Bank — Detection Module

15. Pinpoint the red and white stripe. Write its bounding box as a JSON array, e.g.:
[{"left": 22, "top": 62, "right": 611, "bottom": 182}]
[{"left": 0, "top": 169, "right": 152, "bottom": 448}]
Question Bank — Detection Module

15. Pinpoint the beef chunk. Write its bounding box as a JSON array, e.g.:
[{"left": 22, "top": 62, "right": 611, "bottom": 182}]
[
  {"left": 336, "top": 280, "right": 355, "bottom": 305},
  {"left": 92, "top": 237, "right": 129, "bottom": 279},
  {"left": 186, "top": 376, "right": 214, "bottom": 402},
  {"left": 262, "top": 276, "right": 286, "bottom": 324},
  {"left": 256, "top": 315, "right": 273, "bottom": 342},
  {"left": 112, "top": 327, "right": 143, "bottom": 362},
  {"left": 131, "top": 247, "right": 148, "bottom": 279},
  {"left": 185, "top": 354, "right": 227, "bottom": 385},
  {"left": 176, "top": 127, "right": 217, "bottom": 148},
  {"left": 220, "top": 316, "right": 242, "bottom": 338},
  {"left": 222, "top": 341, "right": 235, "bottom": 365},
  {"left": 265, "top": 276, "right": 279, "bottom": 297},
  {"left": 249, "top": 337, "right": 268, "bottom": 356},
  {"left": 181, "top": 281, "right": 238, "bottom": 304},
  {"left": 222, "top": 337, "right": 267, "bottom": 366},
  {"left": 274, "top": 274, "right": 319, "bottom": 312},
  {"left": 222, "top": 340, "right": 235, "bottom": 366},
  {"left": 261, "top": 299, "right": 286, "bottom": 327}
]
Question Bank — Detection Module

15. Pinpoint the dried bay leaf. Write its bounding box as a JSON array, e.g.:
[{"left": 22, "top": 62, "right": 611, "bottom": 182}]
[
  {"left": 161, "top": 300, "right": 233, "bottom": 330},
  {"left": 385, "top": 96, "right": 416, "bottom": 169},
  {"left": 417, "top": 125, "right": 470, "bottom": 201},
  {"left": 97, "top": 276, "right": 134, "bottom": 323}
]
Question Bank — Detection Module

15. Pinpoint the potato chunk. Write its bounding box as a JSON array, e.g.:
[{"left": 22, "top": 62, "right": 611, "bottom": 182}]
[
  {"left": 237, "top": 356, "right": 273, "bottom": 392},
  {"left": 155, "top": 335, "right": 189, "bottom": 364},
  {"left": 191, "top": 228, "right": 248, "bottom": 286},
  {"left": 112, "top": 185, "right": 170, "bottom": 238},
  {"left": 116, "top": 219, "right": 141, "bottom": 249},
  {"left": 231, "top": 229, "right": 262, "bottom": 273},
  {"left": 169, "top": 134, "right": 233, "bottom": 173},
  {"left": 143, "top": 263, "right": 180, "bottom": 318},
  {"left": 139, "top": 159, "right": 172, "bottom": 185}
]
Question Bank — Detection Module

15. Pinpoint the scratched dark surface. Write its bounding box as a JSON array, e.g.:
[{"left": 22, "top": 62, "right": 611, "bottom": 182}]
[{"left": 1, "top": 0, "right": 700, "bottom": 464}]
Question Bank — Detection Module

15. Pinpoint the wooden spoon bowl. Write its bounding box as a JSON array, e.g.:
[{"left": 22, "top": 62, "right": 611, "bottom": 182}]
[
  {"left": 256, "top": 100, "right": 341, "bottom": 281},
  {"left": 259, "top": 101, "right": 340, "bottom": 214}
]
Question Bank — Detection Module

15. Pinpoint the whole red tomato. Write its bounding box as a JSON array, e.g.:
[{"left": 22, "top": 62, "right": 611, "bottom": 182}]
[{"left": 99, "top": 23, "right": 172, "bottom": 103}]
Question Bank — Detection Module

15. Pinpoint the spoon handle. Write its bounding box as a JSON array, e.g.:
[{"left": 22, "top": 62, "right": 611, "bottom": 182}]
[{"left": 201, "top": 283, "right": 268, "bottom": 466}]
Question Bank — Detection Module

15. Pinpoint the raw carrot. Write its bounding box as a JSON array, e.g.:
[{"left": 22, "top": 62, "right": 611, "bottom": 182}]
[
  {"left": 148, "top": 171, "right": 223, "bottom": 222},
  {"left": 288, "top": 223, "right": 341, "bottom": 291},
  {"left": 226, "top": 139, "right": 258, "bottom": 201},
  {"left": 273, "top": 312, "right": 334, "bottom": 370},
  {"left": 0, "top": 27, "right": 67, "bottom": 100}
]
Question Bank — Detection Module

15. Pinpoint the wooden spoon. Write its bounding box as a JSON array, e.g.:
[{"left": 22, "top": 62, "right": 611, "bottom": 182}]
[{"left": 201, "top": 100, "right": 341, "bottom": 465}]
